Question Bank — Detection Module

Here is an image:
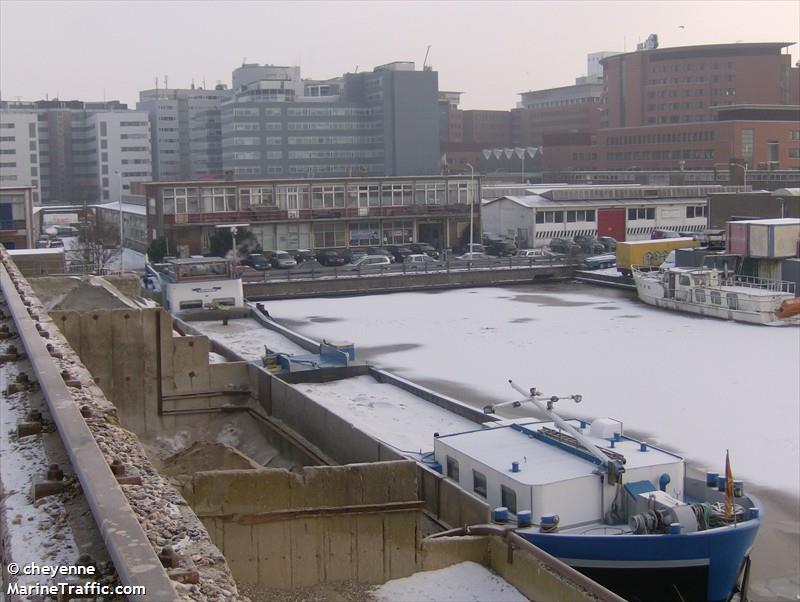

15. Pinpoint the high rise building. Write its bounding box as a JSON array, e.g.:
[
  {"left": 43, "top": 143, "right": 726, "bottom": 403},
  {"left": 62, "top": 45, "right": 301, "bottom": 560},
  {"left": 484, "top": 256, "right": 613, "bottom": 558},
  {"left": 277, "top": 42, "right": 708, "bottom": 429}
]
[
  {"left": 137, "top": 85, "right": 228, "bottom": 181},
  {"left": 0, "top": 100, "right": 152, "bottom": 204},
  {"left": 220, "top": 61, "right": 440, "bottom": 178}
]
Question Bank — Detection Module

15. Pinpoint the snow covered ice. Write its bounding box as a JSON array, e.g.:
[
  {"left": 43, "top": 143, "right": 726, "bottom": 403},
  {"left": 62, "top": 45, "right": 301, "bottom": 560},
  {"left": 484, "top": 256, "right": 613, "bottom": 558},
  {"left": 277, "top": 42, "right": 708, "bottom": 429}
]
[{"left": 268, "top": 283, "right": 800, "bottom": 498}]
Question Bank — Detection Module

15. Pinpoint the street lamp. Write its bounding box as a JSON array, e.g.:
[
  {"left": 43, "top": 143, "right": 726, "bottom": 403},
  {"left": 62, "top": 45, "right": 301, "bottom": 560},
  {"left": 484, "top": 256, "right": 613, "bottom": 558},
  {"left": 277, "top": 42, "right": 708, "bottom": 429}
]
[
  {"left": 465, "top": 162, "right": 475, "bottom": 256},
  {"left": 115, "top": 170, "right": 124, "bottom": 273}
]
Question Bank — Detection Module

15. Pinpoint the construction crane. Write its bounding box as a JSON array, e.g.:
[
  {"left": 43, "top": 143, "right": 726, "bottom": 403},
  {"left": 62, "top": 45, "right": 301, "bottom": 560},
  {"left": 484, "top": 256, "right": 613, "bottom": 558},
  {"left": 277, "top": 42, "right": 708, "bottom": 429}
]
[{"left": 423, "top": 45, "right": 432, "bottom": 71}]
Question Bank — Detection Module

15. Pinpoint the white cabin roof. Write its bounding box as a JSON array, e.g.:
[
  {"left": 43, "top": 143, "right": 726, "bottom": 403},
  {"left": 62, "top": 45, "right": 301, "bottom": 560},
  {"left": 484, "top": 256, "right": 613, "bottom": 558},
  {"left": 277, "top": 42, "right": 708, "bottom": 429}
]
[{"left": 435, "top": 419, "right": 682, "bottom": 486}]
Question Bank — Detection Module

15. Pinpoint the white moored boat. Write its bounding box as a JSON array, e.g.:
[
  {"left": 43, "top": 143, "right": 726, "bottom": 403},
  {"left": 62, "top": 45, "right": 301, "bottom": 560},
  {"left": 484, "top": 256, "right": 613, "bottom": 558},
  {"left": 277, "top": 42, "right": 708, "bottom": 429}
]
[{"left": 632, "top": 266, "right": 800, "bottom": 326}]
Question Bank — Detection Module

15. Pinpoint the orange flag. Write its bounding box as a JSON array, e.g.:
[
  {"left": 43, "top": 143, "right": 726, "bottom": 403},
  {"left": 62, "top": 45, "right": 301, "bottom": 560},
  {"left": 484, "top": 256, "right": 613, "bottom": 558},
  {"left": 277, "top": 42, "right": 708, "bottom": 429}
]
[{"left": 725, "top": 449, "right": 734, "bottom": 520}]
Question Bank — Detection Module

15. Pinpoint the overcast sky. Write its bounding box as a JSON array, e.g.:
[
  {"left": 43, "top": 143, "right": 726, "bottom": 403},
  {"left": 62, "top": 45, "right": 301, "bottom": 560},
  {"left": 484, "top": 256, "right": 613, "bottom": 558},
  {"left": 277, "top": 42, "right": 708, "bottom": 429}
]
[{"left": 1, "top": 1, "right": 798, "bottom": 110}]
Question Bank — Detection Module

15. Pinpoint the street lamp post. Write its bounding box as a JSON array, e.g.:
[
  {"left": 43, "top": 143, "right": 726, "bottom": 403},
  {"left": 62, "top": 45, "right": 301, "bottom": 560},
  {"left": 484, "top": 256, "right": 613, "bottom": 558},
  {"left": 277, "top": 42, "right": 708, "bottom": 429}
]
[
  {"left": 465, "top": 163, "right": 475, "bottom": 256},
  {"left": 116, "top": 171, "right": 124, "bottom": 273}
]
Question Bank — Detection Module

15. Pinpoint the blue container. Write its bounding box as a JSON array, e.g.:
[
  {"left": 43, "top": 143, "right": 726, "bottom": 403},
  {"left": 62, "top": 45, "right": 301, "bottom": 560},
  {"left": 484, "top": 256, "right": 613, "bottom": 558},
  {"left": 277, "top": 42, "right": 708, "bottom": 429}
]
[
  {"left": 511, "top": 461, "right": 520, "bottom": 473},
  {"left": 717, "top": 476, "right": 727, "bottom": 492},
  {"left": 540, "top": 513, "right": 558, "bottom": 525},
  {"left": 748, "top": 507, "right": 760, "bottom": 520},
  {"left": 669, "top": 522, "right": 682, "bottom": 535},
  {"left": 639, "top": 442, "right": 648, "bottom": 452},
  {"left": 734, "top": 480, "right": 744, "bottom": 497},
  {"left": 706, "top": 472, "right": 718, "bottom": 487},
  {"left": 613, "top": 432, "right": 622, "bottom": 441},
  {"left": 430, "top": 462, "right": 442, "bottom": 474},
  {"left": 493, "top": 507, "right": 509, "bottom": 523},
  {"left": 517, "top": 510, "right": 532, "bottom": 528}
]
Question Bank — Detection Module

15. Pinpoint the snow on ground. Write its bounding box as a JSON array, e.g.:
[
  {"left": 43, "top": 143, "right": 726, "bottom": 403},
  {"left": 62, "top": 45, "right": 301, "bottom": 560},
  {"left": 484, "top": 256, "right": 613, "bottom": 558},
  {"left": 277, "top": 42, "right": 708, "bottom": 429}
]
[
  {"left": 105, "top": 247, "right": 146, "bottom": 272},
  {"left": 193, "top": 318, "right": 309, "bottom": 359},
  {"left": 296, "top": 375, "right": 478, "bottom": 454},
  {"left": 267, "top": 284, "right": 800, "bottom": 497},
  {"left": 373, "top": 561, "right": 527, "bottom": 602}
]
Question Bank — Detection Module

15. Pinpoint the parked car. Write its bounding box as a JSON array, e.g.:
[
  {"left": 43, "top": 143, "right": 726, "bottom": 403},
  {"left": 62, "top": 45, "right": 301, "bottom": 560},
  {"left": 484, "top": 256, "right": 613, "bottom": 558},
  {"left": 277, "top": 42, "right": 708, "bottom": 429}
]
[
  {"left": 365, "top": 247, "right": 395, "bottom": 262},
  {"left": 651, "top": 229, "right": 682, "bottom": 240},
  {"left": 582, "top": 254, "right": 617, "bottom": 270},
  {"left": 456, "top": 242, "right": 486, "bottom": 255},
  {"left": 387, "top": 245, "right": 413, "bottom": 263},
  {"left": 293, "top": 249, "right": 316, "bottom": 264},
  {"left": 409, "top": 243, "right": 440, "bottom": 259},
  {"left": 456, "top": 252, "right": 488, "bottom": 261},
  {"left": 403, "top": 254, "right": 441, "bottom": 268},
  {"left": 598, "top": 236, "right": 617, "bottom": 252},
  {"left": 549, "top": 238, "right": 581, "bottom": 254},
  {"left": 485, "top": 239, "right": 517, "bottom": 256},
  {"left": 516, "top": 248, "right": 556, "bottom": 259},
  {"left": 270, "top": 251, "right": 297, "bottom": 269},
  {"left": 573, "top": 235, "right": 606, "bottom": 254},
  {"left": 347, "top": 255, "right": 391, "bottom": 271},
  {"left": 316, "top": 249, "right": 345, "bottom": 267},
  {"left": 243, "top": 253, "right": 271, "bottom": 271},
  {"left": 235, "top": 264, "right": 266, "bottom": 281},
  {"left": 341, "top": 248, "right": 368, "bottom": 264}
]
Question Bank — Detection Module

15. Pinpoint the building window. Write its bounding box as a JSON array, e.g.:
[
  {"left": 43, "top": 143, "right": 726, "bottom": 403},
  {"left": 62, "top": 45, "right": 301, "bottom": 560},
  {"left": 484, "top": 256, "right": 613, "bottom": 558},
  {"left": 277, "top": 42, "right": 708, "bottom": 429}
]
[
  {"left": 695, "top": 289, "right": 706, "bottom": 303},
  {"left": 790, "top": 148, "right": 800, "bottom": 159},
  {"left": 566, "top": 209, "right": 595, "bottom": 222},
  {"left": 627, "top": 207, "right": 655, "bottom": 221},
  {"left": 535, "top": 210, "right": 564, "bottom": 224},
  {"left": 311, "top": 184, "right": 345, "bottom": 209},
  {"left": 201, "top": 187, "right": 237, "bottom": 212},
  {"left": 240, "top": 187, "right": 276, "bottom": 208},
  {"left": 473, "top": 470, "right": 487, "bottom": 498},
  {"left": 382, "top": 221, "right": 413, "bottom": 245},
  {"left": 349, "top": 222, "right": 380, "bottom": 246},
  {"left": 313, "top": 222, "right": 346, "bottom": 248},
  {"left": 352, "top": 184, "right": 380, "bottom": 208},
  {"left": 415, "top": 182, "right": 446, "bottom": 205},
  {"left": 741, "top": 129, "right": 753, "bottom": 167},
  {"left": 767, "top": 141, "right": 779, "bottom": 163},
  {"left": 448, "top": 181, "right": 472, "bottom": 204},
  {"left": 500, "top": 485, "right": 517, "bottom": 514},
  {"left": 277, "top": 185, "right": 310, "bottom": 210},
  {"left": 686, "top": 205, "right": 706, "bottom": 218},
  {"left": 710, "top": 291, "right": 722, "bottom": 305},
  {"left": 382, "top": 183, "right": 413, "bottom": 206},
  {"left": 446, "top": 456, "right": 460, "bottom": 482},
  {"left": 162, "top": 187, "right": 199, "bottom": 214}
]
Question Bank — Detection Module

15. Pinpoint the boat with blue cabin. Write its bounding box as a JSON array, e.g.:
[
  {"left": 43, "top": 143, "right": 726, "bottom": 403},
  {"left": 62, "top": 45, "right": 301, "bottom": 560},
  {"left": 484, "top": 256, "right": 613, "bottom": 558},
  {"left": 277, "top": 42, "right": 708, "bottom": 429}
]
[{"left": 432, "top": 381, "right": 761, "bottom": 602}]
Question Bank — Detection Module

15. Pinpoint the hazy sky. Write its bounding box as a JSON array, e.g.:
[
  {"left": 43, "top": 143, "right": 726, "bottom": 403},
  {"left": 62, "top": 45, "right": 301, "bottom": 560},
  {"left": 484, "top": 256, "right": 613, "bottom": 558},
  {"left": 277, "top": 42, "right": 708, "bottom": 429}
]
[{"left": 2, "top": 1, "right": 798, "bottom": 110}]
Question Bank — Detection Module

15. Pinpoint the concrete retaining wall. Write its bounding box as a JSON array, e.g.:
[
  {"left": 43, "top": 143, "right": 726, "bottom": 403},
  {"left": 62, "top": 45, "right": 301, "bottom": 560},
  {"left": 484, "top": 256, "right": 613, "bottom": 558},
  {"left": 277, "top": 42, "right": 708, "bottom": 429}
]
[
  {"left": 244, "top": 266, "right": 570, "bottom": 300},
  {"left": 186, "top": 461, "right": 421, "bottom": 587}
]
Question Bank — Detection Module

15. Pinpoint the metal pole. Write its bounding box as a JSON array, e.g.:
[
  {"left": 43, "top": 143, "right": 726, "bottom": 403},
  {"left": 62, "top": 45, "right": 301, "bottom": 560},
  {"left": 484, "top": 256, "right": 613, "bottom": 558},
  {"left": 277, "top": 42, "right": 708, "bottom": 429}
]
[
  {"left": 466, "top": 163, "right": 475, "bottom": 256},
  {"left": 521, "top": 150, "right": 525, "bottom": 184},
  {"left": 117, "top": 171, "right": 124, "bottom": 273}
]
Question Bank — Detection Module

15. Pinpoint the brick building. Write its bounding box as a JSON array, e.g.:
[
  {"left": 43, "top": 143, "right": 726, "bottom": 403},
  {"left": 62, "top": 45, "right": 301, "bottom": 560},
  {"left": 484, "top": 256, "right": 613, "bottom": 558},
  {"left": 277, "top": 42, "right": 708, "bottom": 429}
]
[
  {"left": 0, "top": 186, "right": 34, "bottom": 249},
  {"left": 542, "top": 42, "right": 800, "bottom": 174}
]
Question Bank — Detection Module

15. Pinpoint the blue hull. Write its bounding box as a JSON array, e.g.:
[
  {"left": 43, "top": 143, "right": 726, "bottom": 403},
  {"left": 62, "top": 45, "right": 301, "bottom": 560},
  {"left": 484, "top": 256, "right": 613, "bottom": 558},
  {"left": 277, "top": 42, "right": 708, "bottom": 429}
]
[{"left": 520, "top": 518, "right": 760, "bottom": 602}]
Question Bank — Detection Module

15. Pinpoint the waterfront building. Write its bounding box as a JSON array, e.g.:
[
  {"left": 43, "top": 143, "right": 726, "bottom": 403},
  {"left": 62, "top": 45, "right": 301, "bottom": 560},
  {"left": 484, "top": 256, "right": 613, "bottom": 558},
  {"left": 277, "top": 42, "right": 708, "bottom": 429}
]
[
  {"left": 481, "top": 183, "right": 747, "bottom": 246},
  {"left": 141, "top": 174, "right": 479, "bottom": 257},
  {"left": 0, "top": 186, "right": 34, "bottom": 249}
]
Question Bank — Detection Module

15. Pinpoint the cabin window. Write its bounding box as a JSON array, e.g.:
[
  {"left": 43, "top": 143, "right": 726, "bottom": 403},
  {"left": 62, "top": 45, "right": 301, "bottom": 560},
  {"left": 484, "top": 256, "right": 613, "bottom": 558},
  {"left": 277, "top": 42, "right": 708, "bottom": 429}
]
[
  {"left": 694, "top": 289, "right": 706, "bottom": 303},
  {"left": 446, "top": 456, "right": 460, "bottom": 483},
  {"left": 727, "top": 293, "right": 738, "bottom": 310},
  {"left": 473, "top": 470, "right": 487, "bottom": 498},
  {"left": 501, "top": 485, "right": 517, "bottom": 514},
  {"left": 679, "top": 275, "right": 690, "bottom": 286},
  {"left": 212, "top": 297, "right": 235, "bottom": 306},
  {"left": 710, "top": 291, "right": 721, "bottom": 305},
  {"left": 178, "top": 300, "right": 203, "bottom": 310}
]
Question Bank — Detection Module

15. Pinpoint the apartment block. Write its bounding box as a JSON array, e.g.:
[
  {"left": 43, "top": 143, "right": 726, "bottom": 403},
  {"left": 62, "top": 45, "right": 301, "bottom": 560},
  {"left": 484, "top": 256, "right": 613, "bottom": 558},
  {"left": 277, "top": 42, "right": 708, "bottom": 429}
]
[
  {"left": 137, "top": 86, "right": 228, "bottom": 181},
  {"left": 0, "top": 111, "right": 41, "bottom": 203},
  {"left": 0, "top": 100, "right": 152, "bottom": 204}
]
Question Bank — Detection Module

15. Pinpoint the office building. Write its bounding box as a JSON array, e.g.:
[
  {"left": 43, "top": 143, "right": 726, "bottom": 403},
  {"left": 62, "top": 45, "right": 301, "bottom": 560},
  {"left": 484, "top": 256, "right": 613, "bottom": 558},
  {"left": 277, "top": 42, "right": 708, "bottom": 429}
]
[
  {"left": 0, "top": 100, "right": 152, "bottom": 204},
  {"left": 142, "top": 174, "right": 478, "bottom": 256},
  {"left": 137, "top": 85, "right": 229, "bottom": 181}
]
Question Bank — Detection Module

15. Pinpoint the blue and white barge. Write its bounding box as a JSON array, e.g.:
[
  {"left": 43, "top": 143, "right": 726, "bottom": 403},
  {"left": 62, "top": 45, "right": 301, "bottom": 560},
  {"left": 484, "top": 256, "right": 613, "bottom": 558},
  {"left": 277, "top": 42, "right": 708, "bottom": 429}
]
[{"left": 433, "top": 382, "right": 761, "bottom": 602}]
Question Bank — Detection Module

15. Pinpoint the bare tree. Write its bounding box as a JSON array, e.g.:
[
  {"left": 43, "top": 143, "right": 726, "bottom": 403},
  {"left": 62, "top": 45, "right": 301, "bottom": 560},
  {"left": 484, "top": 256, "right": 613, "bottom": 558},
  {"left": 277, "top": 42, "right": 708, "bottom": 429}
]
[{"left": 66, "top": 218, "right": 121, "bottom": 274}]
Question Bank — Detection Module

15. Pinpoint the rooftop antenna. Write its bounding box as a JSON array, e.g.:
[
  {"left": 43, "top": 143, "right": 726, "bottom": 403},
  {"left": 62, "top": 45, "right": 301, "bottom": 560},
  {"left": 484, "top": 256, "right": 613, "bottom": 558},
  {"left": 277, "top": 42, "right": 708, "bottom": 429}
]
[
  {"left": 423, "top": 45, "right": 432, "bottom": 71},
  {"left": 202, "top": 77, "right": 206, "bottom": 89}
]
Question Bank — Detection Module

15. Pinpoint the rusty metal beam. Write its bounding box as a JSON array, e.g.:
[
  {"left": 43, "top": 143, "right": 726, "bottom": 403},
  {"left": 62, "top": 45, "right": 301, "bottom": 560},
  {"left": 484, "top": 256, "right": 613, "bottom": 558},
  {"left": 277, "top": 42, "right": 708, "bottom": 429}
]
[
  {"left": 0, "top": 256, "right": 177, "bottom": 601},
  {"left": 200, "top": 500, "right": 425, "bottom": 525}
]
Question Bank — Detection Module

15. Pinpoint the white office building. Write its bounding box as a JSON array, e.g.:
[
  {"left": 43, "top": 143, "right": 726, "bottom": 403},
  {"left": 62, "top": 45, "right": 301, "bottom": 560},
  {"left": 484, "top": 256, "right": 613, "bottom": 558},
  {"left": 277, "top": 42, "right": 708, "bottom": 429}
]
[{"left": 0, "top": 110, "right": 41, "bottom": 203}]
